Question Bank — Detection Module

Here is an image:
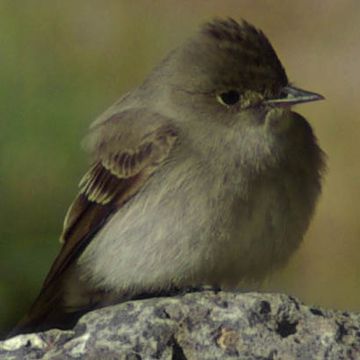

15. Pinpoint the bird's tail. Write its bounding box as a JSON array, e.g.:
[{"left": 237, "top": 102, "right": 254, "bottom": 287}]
[{"left": 8, "top": 275, "right": 88, "bottom": 337}]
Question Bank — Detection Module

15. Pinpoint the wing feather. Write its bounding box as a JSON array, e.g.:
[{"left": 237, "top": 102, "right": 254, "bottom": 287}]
[
  {"left": 43, "top": 111, "right": 178, "bottom": 289},
  {"left": 13, "top": 110, "right": 179, "bottom": 335}
]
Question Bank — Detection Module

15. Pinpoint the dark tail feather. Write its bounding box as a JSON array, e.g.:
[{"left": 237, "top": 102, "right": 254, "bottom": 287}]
[
  {"left": 8, "top": 278, "right": 85, "bottom": 337},
  {"left": 9, "top": 305, "right": 85, "bottom": 338}
]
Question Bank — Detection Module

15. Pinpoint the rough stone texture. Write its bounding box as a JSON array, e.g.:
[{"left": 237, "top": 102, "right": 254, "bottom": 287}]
[{"left": 1, "top": 291, "right": 359, "bottom": 359}]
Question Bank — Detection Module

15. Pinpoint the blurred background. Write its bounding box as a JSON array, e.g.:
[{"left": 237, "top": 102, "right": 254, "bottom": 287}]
[{"left": 1, "top": 0, "right": 359, "bottom": 336}]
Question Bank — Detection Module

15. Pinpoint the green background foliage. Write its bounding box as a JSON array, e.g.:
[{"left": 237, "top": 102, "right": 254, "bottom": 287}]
[{"left": 1, "top": 1, "right": 359, "bottom": 337}]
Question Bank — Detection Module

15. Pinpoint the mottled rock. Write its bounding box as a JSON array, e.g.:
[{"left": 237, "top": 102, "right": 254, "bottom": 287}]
[{"left": 1, "top": 292, "right": 359, "bottom": 359}]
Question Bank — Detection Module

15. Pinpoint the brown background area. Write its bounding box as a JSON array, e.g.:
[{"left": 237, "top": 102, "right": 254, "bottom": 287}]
[{"left": 1, "top": 0, "right": 359, "bottom": 336}]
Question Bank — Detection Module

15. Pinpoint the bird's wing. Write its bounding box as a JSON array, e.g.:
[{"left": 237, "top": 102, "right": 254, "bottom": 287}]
[
  {"left": 43, "top": 109, "right": 178, "bottom": 288},
  {"left": 11, "top": 110, "right": 179, "bottom": 335}
]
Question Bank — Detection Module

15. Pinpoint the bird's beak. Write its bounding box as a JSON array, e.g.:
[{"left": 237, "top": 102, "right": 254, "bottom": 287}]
[{"left": 265, "top": 86, "right": 324, "bottom": 107}]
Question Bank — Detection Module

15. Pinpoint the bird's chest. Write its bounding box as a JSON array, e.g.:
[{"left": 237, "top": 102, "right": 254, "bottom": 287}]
[{"left": 202, "top": 172, "right": 308, "bottom": 284}]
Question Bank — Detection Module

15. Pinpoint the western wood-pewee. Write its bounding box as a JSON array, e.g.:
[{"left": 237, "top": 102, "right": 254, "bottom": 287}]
[{"left": 14, "top": 18, "right": 325, "bottom": 335}]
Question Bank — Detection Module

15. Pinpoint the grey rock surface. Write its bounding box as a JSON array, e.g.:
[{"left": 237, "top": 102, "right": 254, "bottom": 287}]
[{"left": 1, "top": 291, "right": 359, "bottom": 359}]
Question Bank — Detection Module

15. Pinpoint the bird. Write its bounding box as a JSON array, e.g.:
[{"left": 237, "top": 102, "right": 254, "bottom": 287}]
[{"left": 12, "top": 17, "right": 325, "bottom": 335}]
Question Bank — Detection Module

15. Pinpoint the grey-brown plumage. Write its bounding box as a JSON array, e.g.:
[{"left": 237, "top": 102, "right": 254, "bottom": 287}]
[{"left": 12, "top": 18, "right": 325, "bottom": 336}]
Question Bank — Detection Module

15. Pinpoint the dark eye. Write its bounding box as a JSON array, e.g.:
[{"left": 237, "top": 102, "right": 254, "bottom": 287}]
[{"left": 217, "top": 90, "right": 240, "bottom": 106}]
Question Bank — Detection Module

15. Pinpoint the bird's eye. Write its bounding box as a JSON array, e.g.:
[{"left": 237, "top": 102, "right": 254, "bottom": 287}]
[{"left": 217, "top": 90, "right": 240, "bottom": 106}]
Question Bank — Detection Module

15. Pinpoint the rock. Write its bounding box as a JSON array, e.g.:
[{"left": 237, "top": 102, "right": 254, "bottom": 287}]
[{"left": 1, "top": 291, "right": 359, "bottom": 359}]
